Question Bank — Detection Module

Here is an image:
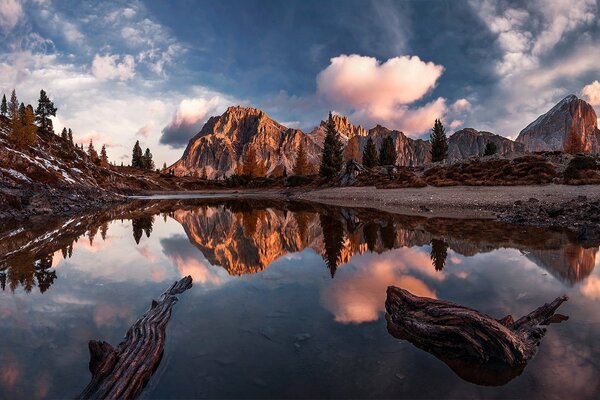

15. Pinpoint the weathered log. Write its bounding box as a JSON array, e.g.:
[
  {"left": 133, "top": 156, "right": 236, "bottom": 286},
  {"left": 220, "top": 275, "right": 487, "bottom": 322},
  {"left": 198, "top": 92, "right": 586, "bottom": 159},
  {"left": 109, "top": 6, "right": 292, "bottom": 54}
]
[
  {"left": 385, "top": 286, "right": 568, "bottom": 386},
  {"left": 78, "top": 276, "right": 193, "bottom": 399}
]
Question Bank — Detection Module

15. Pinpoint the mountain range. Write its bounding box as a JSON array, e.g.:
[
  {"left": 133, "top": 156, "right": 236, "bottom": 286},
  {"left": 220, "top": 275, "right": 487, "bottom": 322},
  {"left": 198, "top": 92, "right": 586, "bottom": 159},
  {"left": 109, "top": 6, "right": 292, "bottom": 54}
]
[{"left": 169, "top": 95, "right": 600, "bottom": 179}]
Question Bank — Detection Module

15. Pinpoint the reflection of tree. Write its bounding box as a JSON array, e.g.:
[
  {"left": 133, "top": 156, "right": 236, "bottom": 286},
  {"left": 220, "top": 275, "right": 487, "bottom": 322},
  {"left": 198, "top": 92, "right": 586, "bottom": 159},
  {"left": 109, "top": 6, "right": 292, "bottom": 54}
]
[
  {"left": 132, "top": 216, "right": 154, "bottom": 244},
  {"left": 242, "top": 210, "right": 263, "bottom": 237},
  {"left": 320, "top": 213, "right": 345, "bottom": 278},
  {"left": 100, "top": 222, "right": 109, "bottom": 241},
  {"left": 294, "top": 211, "right": 311, "bottom": 245},
  {"left": 363, "top": 222, "right": 379, "bottom": 252},
  {"left": 1, "top": 252, "right": 57, "bottom": 293},
  {"left": 380, "top": 221, "right": 396, "bottom": 249},
  {"left": 88, "top": 225, "right": 98, "bottom": 246},
  {"left": 430, "top": 239, "right": 449, "bottom": 271}
]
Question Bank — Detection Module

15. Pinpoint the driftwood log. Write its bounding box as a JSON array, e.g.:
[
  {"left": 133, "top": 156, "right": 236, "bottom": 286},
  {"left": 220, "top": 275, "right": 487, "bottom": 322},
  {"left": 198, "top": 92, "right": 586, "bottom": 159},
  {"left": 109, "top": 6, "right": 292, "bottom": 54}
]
[
  {"left": 78, "top": 276, "right": 193, "bottom": 399},
  {"left": 385, "top": 286, "right": 568, "bottom": 386}
]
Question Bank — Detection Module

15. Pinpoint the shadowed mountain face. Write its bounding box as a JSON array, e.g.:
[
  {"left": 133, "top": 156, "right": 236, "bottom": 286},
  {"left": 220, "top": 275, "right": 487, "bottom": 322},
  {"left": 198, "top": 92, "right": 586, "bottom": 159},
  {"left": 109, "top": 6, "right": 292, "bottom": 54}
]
[{"left": 0, "top": 199, "right": 597, "bottom": 294}]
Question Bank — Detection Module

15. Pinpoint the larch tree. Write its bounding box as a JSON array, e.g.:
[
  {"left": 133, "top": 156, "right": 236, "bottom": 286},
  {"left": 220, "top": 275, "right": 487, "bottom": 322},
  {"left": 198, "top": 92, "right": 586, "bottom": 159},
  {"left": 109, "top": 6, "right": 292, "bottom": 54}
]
[
  {"left": 342, "top": 136, "right": 361, "bottom": 163},
  {"left": 293, "top": 140, "right": 310, "bottom": 176},
  {"left": 242, "top": 146, "right": 265, "bottom": 177},
  {"left": 319, "top": 112, "right": 343, "bottom": 178},
  {"left": 100, "top": 145, "right": 109, "bottom": 167},
  {"left": 22, "top": 105, "right": 37, "bottom": 146},
  {"left": 430, "top": 119, "right": 448, "bottom": 163},
  {"left": 132, "top": 140, "right": 143, "bottom": 168},
  {"left": 0, "top": 94, "right": 7, "bottom": 117},
  {"left": 18, "top": 102, "right": 25, "bottom": 124},
  {"left": 378, "top": 136, "right": 397, "bottom": 166},
  {"left": 88, "top": 140, "right": 99, "bottom": 163},
  {"left": 362, "top": 136, "right": 378, "bottom": 168},
  {"left": 35, "top": 90, "right": 57, "bottom": 133}
]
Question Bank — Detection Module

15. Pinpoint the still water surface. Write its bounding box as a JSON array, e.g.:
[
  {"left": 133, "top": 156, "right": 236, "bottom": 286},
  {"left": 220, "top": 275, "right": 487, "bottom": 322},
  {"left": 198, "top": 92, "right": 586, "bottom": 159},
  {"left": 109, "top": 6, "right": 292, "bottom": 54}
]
[{"left": 0, "top": 198, "right": 599, "bottom": 399}]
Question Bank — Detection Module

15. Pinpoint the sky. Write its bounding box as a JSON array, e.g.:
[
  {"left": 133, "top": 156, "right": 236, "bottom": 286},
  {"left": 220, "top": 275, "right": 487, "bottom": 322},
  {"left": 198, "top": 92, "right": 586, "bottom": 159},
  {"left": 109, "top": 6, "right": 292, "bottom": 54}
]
[{"left": 1, "top": 0, "right": 599, "bottom": 166}]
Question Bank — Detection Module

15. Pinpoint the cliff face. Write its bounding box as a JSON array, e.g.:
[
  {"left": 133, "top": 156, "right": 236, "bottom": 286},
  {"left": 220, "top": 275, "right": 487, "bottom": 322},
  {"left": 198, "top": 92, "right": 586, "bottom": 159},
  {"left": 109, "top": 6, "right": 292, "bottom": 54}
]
[
  {"left": 448, "top": 128, "right": 525, "bottom": 161},
  {"left": 516, "top": 95, "right": 600, "bottom": 153},
  {"left": 361, "top": 125, "right": 432, "bottom": 166}
]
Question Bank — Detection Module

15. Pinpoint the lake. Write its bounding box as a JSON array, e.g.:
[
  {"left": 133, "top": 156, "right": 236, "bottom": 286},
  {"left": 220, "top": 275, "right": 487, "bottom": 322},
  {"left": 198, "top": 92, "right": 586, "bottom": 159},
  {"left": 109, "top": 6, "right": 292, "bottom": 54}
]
[{"left": 0, "top": 198, "right": 599, "bottom": 399}]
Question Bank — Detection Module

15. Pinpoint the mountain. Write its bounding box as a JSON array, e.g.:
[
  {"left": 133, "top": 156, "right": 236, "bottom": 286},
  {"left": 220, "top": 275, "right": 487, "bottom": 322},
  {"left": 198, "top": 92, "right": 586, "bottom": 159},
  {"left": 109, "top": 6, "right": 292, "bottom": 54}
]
[
  {"left": 448, "top": 128, "right": 525, "bottom": 161},
  {"left": 516, "top": 95, "right": 600, "bottom": 153},
  {"left": 358, "top": 125, "right": 432, "bottom": 166}
]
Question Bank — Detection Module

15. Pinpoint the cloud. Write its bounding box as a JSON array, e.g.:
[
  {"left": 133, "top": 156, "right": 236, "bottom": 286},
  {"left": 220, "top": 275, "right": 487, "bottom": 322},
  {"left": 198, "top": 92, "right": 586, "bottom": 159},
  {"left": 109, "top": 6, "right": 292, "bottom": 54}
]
[
  {"left": 582, "top": 80, "right": 600, "bottom": 105},
  {"left": 160, "top": 96, "right": 222, "bottom": 148},
  {"left": 91, "top": 54, "right": 135, "bottom": 81},
  {"left": 451, "top": 98, "right": 471, "bottom": 112},
  {"left": 0, "top": 0, "right": 22, "bottom": 33},
  {"left": 316, "top": 54, "right": 446, "bottom": 134},
  {"left": 135, "top": 122, "right": 155, "bottom": 138},
  {"left": 449, "top": 120, "right": 463, "bottom": 129}
]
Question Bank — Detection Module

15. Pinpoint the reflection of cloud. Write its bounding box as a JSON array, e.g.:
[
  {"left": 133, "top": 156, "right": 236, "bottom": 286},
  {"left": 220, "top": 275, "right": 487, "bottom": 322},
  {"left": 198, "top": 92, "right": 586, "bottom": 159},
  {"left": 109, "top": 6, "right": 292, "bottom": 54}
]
[
  {"left": 74, "top": 235, "right": 113, "bottom": 253},
  {"left": 580, "top": 275, "right": 600, "bottom": 300},
  {"left": 136, "top": 245, "right": 157, "bottom": 262},
  {"left": 93, "top": 303, "right": 132, "bottom": 328},
  {"left": 322, "top": 248, "right": 438, "bottom": 324},
  {"left": 161, "top": 235, "right": 224, "bottom": 286},
  {"left": 0, "top": 363, "right": 19, "bottom": 389}
]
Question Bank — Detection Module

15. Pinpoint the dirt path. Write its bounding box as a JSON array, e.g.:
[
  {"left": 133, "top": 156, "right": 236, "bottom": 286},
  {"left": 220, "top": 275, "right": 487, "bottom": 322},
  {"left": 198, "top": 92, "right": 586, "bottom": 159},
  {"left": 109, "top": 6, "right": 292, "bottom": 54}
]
[{"left": 292, "top": 185, "right": 600, "bottom": 219}]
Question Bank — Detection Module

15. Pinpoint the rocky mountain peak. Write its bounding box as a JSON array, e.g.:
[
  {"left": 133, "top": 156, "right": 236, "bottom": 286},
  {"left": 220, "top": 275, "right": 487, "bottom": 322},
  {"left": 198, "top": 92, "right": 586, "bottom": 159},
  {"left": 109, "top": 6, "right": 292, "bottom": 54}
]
[
  {"left": 516, "top": 95, "right": 600, "bottom": 153},
  {"left": 315, "top": 113, "right": 368, "bottom": 139}
]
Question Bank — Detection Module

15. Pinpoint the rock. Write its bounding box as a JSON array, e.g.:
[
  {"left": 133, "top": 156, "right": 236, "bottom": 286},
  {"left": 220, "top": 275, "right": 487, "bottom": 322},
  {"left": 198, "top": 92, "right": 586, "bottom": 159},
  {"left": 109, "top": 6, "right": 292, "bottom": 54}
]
[
  {"left": 448, "top": 128, "right": 524, "bottom": 160},
  {"left": 516, "top": 95, "right": 600, "bottom": 154}
]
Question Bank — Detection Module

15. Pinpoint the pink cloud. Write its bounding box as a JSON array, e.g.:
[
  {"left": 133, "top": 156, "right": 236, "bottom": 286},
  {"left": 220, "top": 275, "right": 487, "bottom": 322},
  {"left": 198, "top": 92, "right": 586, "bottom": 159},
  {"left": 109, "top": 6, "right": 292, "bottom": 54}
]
[
  {"left": 450, "top": 98, "right": 471, "bottom": 112},
  {"left": 582, "top": 80, "right": 600, "bottom": 105},
  {"left": 135, "top": 122, "right": 155, "bottom": 137},
  {"left": 0, "top": 0, "right": 23, "bottom": 33},
  {"left": 93, "top": 303, "right": 132, "bottom": 328},
  {"left": 136, "top": 245, "right": 157, "bottom": 262},
  {"left": 317, "top": 54, "right": 446, "bottom": 134},
  {"left": 160, "top": 96, "right": 222, "bottom": 147},
  {"left": 169, "top": 253, "right": 221, "bottom": 285}
]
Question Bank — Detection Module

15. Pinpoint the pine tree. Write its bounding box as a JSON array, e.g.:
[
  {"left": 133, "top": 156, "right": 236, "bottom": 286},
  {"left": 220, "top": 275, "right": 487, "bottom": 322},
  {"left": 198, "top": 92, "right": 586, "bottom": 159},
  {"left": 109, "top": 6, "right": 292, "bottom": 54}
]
[
  {"left": 162, "top": 162, "right": 167, "bottom": 170},
  {"left": 61, "top": 127, "right": 68, "bottom": 141},
  {"left": 67, "top": 128, "right": 73, "bottom": 145},
  {"left": 18, "top": 102, "right": 25, "bottom": 125},
  {"left": 100, "top": 145, "right": 109, "bottom": 167},
  {"left": 132, "top": 140, "right": 143, "bottom": 168},
  {"left": 342, "top": 136, "right": 361, "bottom": 163},
  {"left": 0, "top": 94, "right": 7, "bottom": 117},
  {"left": 142, "top": 148, "right": 154, "bottom": 170},
  {"left": 293, "top": 140, "right": 310, "bottom": 176},
  {"left": 378, "top": 136, "right": 397, "bottom": 166},
  {"left": 430, "top": 118, "right": 448, "bottom": 163},
  {"left": 88, "top": 140, "right": 99, "bottom": 163},
  {"left": 319, "top": 112, "right": 343, "bottom": 178},
  {"left": 22, "top": 105, "right": 37, "bottom": 146},
  {"left": 483, "top": 141, "right": 497, "bottom": 156},
  {"left": 430, "top": 239, "right": 448, "bottom": 271},
  {"left": 35, "top": 90, "right": 57, "bottom": 133},
  {"left": 8, "top": 90, "right": 21, "bottom": 145},
  {"left": 362, "top": 136, "right": 378, "bottom": 168}
]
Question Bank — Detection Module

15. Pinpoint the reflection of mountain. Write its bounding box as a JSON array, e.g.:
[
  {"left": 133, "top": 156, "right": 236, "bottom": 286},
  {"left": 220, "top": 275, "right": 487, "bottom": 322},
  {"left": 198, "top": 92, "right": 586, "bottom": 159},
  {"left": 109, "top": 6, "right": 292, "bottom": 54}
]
[{"left": 170, "top": 202, "right": 598, "bottom": 284}]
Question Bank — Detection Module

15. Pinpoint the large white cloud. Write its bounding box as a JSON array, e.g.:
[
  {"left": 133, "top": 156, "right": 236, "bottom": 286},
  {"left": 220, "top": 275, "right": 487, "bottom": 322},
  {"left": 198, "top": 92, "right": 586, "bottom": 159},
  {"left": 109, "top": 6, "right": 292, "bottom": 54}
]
[
  {"left": 91, "top": 54, "right": 136, "bottom": 81},
  {"left": 582, "top": 80, "right": 600, "bottom": 106},
  {"left": 316, "top": 54, "right": 446, "bottom": 134}
]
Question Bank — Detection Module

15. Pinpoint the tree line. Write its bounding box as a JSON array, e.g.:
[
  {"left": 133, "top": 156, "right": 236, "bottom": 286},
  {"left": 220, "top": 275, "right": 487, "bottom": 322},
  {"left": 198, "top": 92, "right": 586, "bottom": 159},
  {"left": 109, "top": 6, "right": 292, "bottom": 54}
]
[{"left": 1, "top": 89, "right": 117, "bottom": 167}]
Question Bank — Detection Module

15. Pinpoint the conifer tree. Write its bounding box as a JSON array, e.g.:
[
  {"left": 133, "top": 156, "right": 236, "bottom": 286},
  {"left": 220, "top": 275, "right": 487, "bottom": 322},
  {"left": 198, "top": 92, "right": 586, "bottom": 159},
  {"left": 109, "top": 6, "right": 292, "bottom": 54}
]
[
  {"left": 22, "top": 105, "right": 37, "bottom": 146},
  {"left": 0, "top": 94, "right": 7, "bottom": 117},
  {"left": 293, "top": 140, "right": 310, "bottom": 176},
  {"left": 319, "top": 112, "right": 343, "bottom": 178},
  {"left": 378, "top": 136, "right": 397, "bottom": 166},
  {"left": 162, "top": 162, "right": 167, "bottom": 170},
  {"left": 430, "top": 118, "right": 448, "bottom": 162},
  {"left": 143, "top": 148, "right": 154, "bottom": 170},
  {"left": 362, "top": 136, "right": 378, "bottom": 168},
  {"left": 35, "top": 90, "right": 57, "bottom": 133},
  {"left": 88, "top": 140, "right": 99, "bottom": 163},
  {"left": 430, "top": 239, "right": 448, "bottom": 272},
  {"left": 67, "top": 128, "right": 73, "bottom": 145},
  {"left": 132, "top": 140, "right": 143, "bottom": 168},
  {"left": 18, "top": 102, "right": 25, "bottom": 124},
  {"left": 242, "top": 146, "right": 265, "bottom": 177},
  {"left": 8, "top": 90, "right": 21, "bottom": 145},
  {"left": 100, "top": 145, "right": 109, "bottom": 167},
  {"left": 483, "top": 141, "right": 497, "bottom": 156},
  {"left": 61, "top": 127, "right": 68, "bottom": 141},
  {"left": 342, "top": 136, "right": 361, "bottom": 163}
]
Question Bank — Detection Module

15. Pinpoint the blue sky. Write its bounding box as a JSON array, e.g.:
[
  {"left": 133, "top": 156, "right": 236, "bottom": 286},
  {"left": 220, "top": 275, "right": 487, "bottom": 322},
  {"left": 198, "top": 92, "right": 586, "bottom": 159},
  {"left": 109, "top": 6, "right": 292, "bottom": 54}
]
[{"left": 1, "top": 0, "right": 599, "bottom": 166}]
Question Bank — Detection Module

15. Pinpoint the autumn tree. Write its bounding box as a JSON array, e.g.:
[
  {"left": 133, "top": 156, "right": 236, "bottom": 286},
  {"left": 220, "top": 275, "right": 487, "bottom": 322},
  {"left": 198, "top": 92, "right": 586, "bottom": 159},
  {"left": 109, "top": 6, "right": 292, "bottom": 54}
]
[
  {"left": 362, "top": 136, "right": 378, "bottom": 168},
  {"left": 100, "top": 145, "right": 109, "bottom": 167},
  {"left": 8, "top": 90, "right": 22, "bottom": 145},
  {"left": 293, "top": 140, "right": 310, "bottom": 176},
  {"left": 18, "top": 102, "right": 25, "bottom": 124},
  {"left": 343, "top": 136, "right": 361, "bottom": 163},
  {"left": 22, "top": 105, "right": 37, "bottom": 146},
  {"left": 319, "top": 112, "right": 343, "bottom": 178},
  {"left": 430, "top": 118, "right": 448, "bottom": 162},
  {"left": 378, "top": 136, "right": 397, "bottom": 166},
  {"left": 483, "top": 141, "right": 497, "bottom": 156},
  {"left": 35, "top": 89, "right": 57, "bottom": 133},
  {"left": 0, "top": 94, "right": 7, "bottom": 117},
  {"left": 242, "top": 146, "right": 266, "bottom": 177},
  {"left": 132, "top": 140, "right": 143, "bottom": 168}
]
